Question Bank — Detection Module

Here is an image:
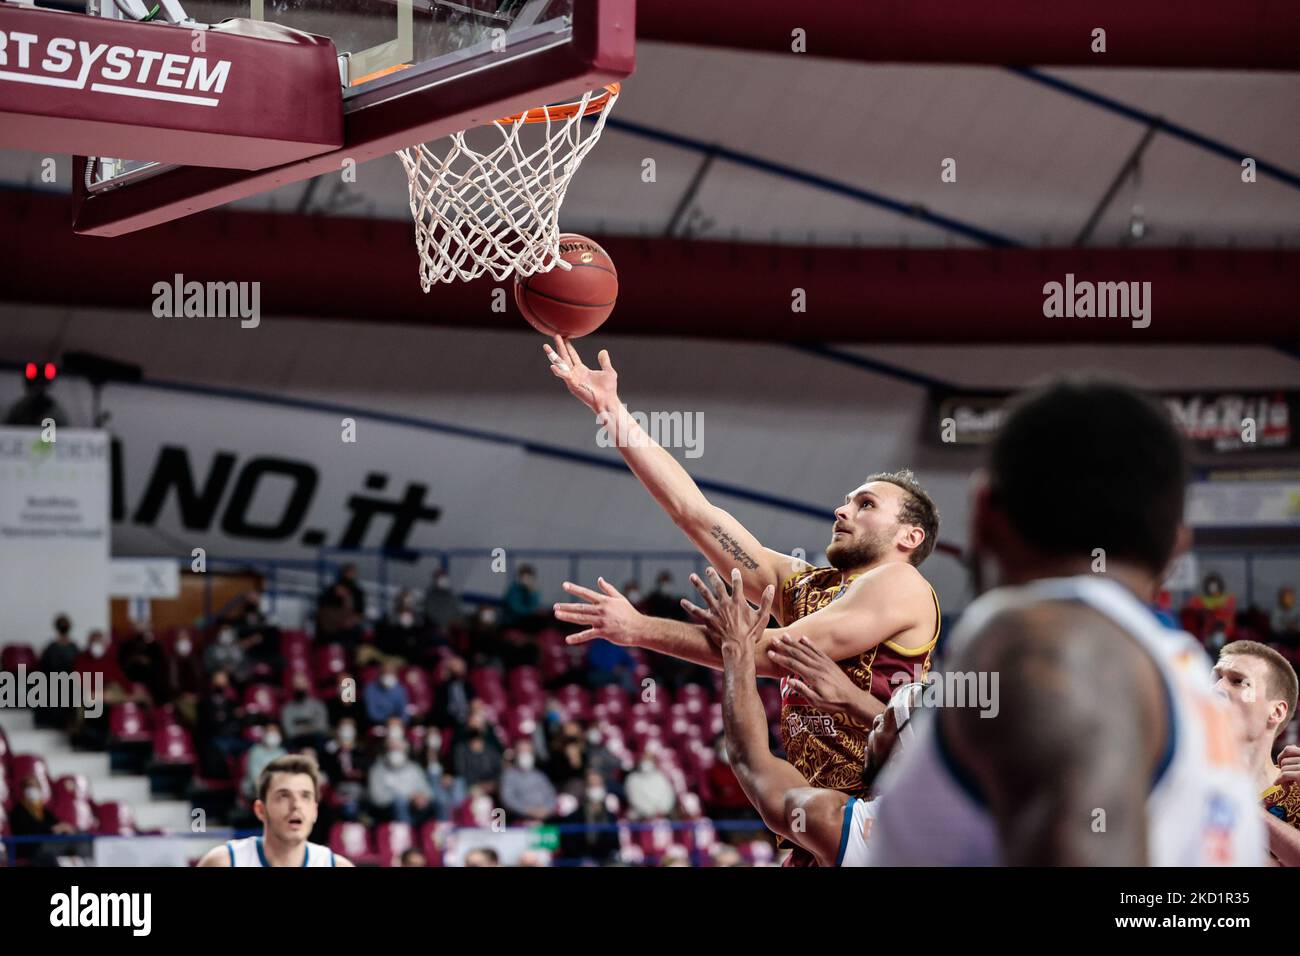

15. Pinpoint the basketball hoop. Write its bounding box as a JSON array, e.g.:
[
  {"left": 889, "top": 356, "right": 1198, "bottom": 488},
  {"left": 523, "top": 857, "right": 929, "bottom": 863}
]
[{"left": 397, "top": 83, "right": 619, "bottom": 289}]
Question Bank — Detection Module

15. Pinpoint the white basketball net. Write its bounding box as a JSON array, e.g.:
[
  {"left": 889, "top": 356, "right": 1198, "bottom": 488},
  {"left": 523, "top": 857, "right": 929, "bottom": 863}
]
[{"left": 397, "top": 85, "right": 619, "bottom": 290}]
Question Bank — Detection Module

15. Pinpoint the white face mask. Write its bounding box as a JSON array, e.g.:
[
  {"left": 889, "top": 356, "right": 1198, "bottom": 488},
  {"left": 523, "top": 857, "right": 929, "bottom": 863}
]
[
  {"left": 381, "top": 674, "right": 398, "bottom": 689},
  {"left": 218, "top": 629, "right": 236, "bottom": 646},
  {"left": 435, "top": 577, "right": 450, "bottom": 590},
  {"left": 339, "top": 725, "right": 356, "bottom": 743},
  {"left": 388, "top": 724, "right": 405, "bottom": 741},
  {"left": 585, "top": 786, "right": 606, "bottom": 803},
  {"left": 89, "top": 644, "right": 106, "bottom": 659},
  {"left": 517, "top": 753, "right": 535, "bottom": 771},
  {"left": 24, "top": 786, "right": 43, "bottom": 805},
  {"left": 387, "top": 751, "right": 407, "bottom": 769},
  {"left": 398, "top": 612, "right": 414, "bottom": 627},
  {"left": 263, "top": 733, "right": 283, "bottom": 749},
  {"left": 175, "top": 639, "right": 192, "bottom": 656},
  {"left": 427, "top": 733, "right": 442, "bottom": 752},
  {"left": 427, "top": 760, "right": 443, "bottom": 775},
  {"left": 639, "top": 761, "right": 655, "bottom": 773},
  {"left": 479, "top": 609, "right": 498, "bottom": 626},
  {"left": 626, "top": 591, "right": 641, "bottom": 604},
  {"left": 586, "top": 730, "right": 603, "bottom": 746}
]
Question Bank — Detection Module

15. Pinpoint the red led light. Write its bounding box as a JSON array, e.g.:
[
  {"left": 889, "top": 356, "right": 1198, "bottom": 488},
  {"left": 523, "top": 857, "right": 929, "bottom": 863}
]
[
  {"left": 25, "top": 362, "right": 37, "bottom": 380},
  {"left": 44, "top": 363, "right": 56, "bottom": 380}
]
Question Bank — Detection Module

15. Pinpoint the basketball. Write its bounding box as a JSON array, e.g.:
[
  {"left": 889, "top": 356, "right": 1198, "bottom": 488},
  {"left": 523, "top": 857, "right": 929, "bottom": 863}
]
[{"left": 514, "top": 234, "right": 618, "bottom": 337}]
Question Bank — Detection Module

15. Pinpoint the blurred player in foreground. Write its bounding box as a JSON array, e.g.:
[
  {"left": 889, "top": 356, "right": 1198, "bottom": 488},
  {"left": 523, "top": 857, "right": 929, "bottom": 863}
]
[
  {"left": 685, "top": 567, "right": 919, "bottom": 866},
  {"left": 870, "top": 379, "right": 1264, "bottom": 866},
  {"left": 199, "top": 755, "right": 353, "bottom": 867}
]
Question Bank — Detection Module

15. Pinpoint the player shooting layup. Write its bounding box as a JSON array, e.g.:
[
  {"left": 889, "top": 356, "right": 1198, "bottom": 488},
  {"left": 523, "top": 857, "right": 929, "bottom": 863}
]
[
  {"left": 543, "top": 336, "right": 941, "bottom": 865},
  {"left": 198, "top": 755, "right": 353, "bottom": 867}
]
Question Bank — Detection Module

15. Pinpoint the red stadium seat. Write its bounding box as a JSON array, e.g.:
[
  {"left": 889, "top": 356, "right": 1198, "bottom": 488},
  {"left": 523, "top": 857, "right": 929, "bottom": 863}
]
[
  {"left": 242, "top": 684, "right": 282, "bottom": 719},
  {"left": 94, "top": 800, "right": 137, "bottom": 835},
  {"left": 419, "top": 820, "right": 451, "bottom": 866},
  {"left": 280, "top": 630, "right": 311, "bottom": 659},
  {"left": 330, "top": 822, "right": 380, "bottom": 866},
  {"left": 0, "top": 722, "right": 12, "bottom": 771},
  {"left": 675, "top": 684, "right": 711, "bottom": 713},
  {"left": 9, "top": 754, "right": 52, "bottom": 802},
  {"left": 108, "top": 703, "right": 152, "bottom": 743},
  {"left": 312, "top": 644, "right": 349, "bottom": 685},
  {"left": 1, "top": 644, "right": 38, "bottom": 673},
  {"left": 507, "top": 665, "right": 542, "bottom": 696},
  {"left": 400, "top": 667, "right": 433, "bottom": 720},
  {"left": 49, "top": 791, "right": 97, "bottom": 831},
  {"left": 375, "top": 821, "right": 414, "bottom": 866},
  {"left": 152, "top": 724, "right": 197, "bottom": 765},
  {"left": 53, "top": 774, "right": 91, "bottom": 801}
]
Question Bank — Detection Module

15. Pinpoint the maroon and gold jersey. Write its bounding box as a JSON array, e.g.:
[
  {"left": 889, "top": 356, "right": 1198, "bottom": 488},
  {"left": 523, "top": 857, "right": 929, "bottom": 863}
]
[
  {"left": 1264, "top": 779, "right": 1300, "bottom": 830},
  {"left": 775, "top": 565, "right": 940, "bottom": 865}
]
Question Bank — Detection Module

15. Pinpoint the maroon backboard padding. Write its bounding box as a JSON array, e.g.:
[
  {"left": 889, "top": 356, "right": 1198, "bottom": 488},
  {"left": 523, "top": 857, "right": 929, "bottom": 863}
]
[
  {"left": 4, "top": 191, "right": 1298, "bottom": 343},
  {"left": 639, "top": 0, "right": 1300, "bottom": 70},
  {"left": 70, "top": 0, "right": 635, "bottom": 237},
  {"left": 0, "top": 6, "right": 342, "bottom": 169}
]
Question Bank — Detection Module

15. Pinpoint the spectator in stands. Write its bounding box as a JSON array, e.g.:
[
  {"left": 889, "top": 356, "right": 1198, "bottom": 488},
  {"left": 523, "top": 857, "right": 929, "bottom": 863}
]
[
  {"left": 9, "top": 774, "right": 75, "bottom": 865},
  {"left": 453, "top": 713, "right": 504, "bottom": 790},
  {"left": 701, "top": 735, "right": 753, "bottom": 820},
  {"left": 622, "top": 579, "right": 645, "bottom": 611},
  {"left": 1189, "top": 572, "right": 1237, "bottom": 649},
  {"left": 230, "top": 590, "right": 282, "bottom": 682},
  {"left": 36, "top": 614, "right": 78, "bottom": 729},
  {"left": 327, "top": 672, "right": 366, "bottom": 728},
  {"left": 71, "top": 630, "right": 138, "bottom": 749},
  {"left": 432, "top": 655, "right": 473, "bottom": 728},
  {"left": 117, "top": 625, "right": 169, "bottom": 704},
  {"left": 281, "top": 673, "right": 331, "bottom": 751},
  {"left": 319, "top": 718, "right": 369, "bottom": 821},
  {"left": 624, "top": 749, "right": 676, "bottom": 820},
  {"left": 428, "top": 767, "right": 468, "bottom": 822},
  {"left": 557, "top": 769, "right": 620, "bottom": 862},
  {"left": 501, "top": 565, "right": 543, "bottom": 631},
  {"left": 369, "top": 738, "right": 435, "bottom": 825},
  {"left": 711, "top": 845, "right": 745, "bottom": 867},
  {"left": 197, "top": 669, "right": 247, "bottom": 778},
  {"left": 1273, "top": 586, "right": 1300, "bottom": 645},
  {"left": 640, "top": 571, "right": 712, "bottom": 689},
  {"left": 400, "top": 847, "right": 428, "bottom": 867},
  {"left": 423, "top": 568, "right": 464, "bottom": 634},
  {"left": 546, "top": 722, "right": 588, "bottom": 793},
  {"left": 464, "top": 847, "right": 499, "bottom": 867},
  {"left": 365, "top": 662, "right": 411, "bottom": 726},
  {"left": 500, "top": 741, "right": 557, "bottom": 822},
  {"left": 167, "top": 630, "right": 205, "bottom": 727},
  {"left": 339, "top": 563, "right": 368, "bottom": 618},
  {"left": 243, "top": 723, "right": 288, "bottom": 800},
  {"left": 203, "top": 625, "right": 249, "bottom": 685},
  {"left": 584, "top": 726, "right": 623, "bottom": 787},
  {"left": 586, "top": 638, "right": 636, "bottom": 692},
  {"left": 377, "top": 590, "right": 427, "bottom": 664},
  {"left": 317, "top": 583, "right": 364, "bottom": 655}
]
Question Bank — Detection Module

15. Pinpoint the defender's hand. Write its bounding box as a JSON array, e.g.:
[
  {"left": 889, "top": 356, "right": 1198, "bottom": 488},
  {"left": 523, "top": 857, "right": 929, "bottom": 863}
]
[
  {"left": 766, "top": 634, "right": 862, "bottom": 717},
  {"left": 682, "top": 567, "right": 774, "bottom": 651},
  {"left": 555, "top": 577, "right": 644, "bottom": 646},
  {"left": 544, "top": 335, "right": 619, "bottom": 414}
]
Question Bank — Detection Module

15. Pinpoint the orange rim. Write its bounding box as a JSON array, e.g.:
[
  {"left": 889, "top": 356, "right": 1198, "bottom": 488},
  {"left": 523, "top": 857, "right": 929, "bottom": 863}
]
[{"left": 497, "top": 83, "right": 620, "bottom": 126}]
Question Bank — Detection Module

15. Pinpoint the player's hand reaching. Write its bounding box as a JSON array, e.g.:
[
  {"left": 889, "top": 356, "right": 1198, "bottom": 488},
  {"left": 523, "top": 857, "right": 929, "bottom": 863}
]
[
  {"left": 682, "top": 567, "right": 774, "bottom": 654},
  {"left": 544, "top": 334, "right": 619, "bottom": 413},
  {"left": 555, "top": 577, "right": 644, "bottom": 646},
  {"left": 1278, "top": 745, "right": 1300, "bottom": 785},
  {"left": 766, "top": 634, "right": 866, "bottom": 719}
]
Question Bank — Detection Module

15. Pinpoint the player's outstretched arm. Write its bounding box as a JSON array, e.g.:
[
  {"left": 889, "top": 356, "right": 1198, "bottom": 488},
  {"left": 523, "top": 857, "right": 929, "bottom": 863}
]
[
  {"left": 943, "top": 602, "right": 1163, "bottom": 866},
  {"left": 543, "top": 335, "right": 806, "bottom": 619},
  {"left": 334, "top": 854, "right": 355, "bottom": 867},
  {"left": 197, "top": 845, "right": 232, "bottom": 867},
  {"left": 707, "top": 570, "right": 847, "bottom": 866}
]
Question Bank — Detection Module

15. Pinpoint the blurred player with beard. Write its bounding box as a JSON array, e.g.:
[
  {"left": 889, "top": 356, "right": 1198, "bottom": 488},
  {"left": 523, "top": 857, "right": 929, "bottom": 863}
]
[
  {"left": 198, "top": 755, "right": 353, "bottom": 867},
  {"left": 869, "top": 379, "right": 1263, "bottom": 865},
  {"left": 544, "top": 337, "right": 940, "bottom": 865}
]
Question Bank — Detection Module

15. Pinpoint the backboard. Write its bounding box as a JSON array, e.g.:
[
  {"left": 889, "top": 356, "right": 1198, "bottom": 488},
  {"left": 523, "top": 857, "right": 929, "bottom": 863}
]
[{"left": 72, "top": 0, "right": 633, "bottom": 234}]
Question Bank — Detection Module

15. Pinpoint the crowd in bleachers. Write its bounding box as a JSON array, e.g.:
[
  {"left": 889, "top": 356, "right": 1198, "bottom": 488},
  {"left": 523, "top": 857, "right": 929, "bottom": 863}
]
[
  {"left": 1170, "top": 574, "right": 1300, "bottom": 665},
  {"left": 0, "top": 564, "right": 772, "bottom": 866}
]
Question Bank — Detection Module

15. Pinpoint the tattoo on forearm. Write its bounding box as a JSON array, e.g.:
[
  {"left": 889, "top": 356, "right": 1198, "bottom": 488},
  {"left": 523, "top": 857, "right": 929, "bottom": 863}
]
[{"left": 709, "top": 524, "right": 760, "bottom": 571}]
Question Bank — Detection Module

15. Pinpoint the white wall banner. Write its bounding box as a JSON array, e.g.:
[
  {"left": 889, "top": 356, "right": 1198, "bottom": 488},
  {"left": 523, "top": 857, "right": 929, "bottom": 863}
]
[
  {"left": 110, "top": 559, "right": 181, "bottom": 599},
  {"left": 1187, "top": 480, "right": 1300, "bottom": 528},
  {"left": 0, "top": 428, "right": 111, "bottom": 644}
]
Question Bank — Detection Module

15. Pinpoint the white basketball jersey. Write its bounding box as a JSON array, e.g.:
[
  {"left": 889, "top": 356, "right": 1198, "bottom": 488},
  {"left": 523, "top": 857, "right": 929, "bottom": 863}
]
[
  {"left": 835, "top": 797, "right": 878, "bottom": 867},
  {"left": 226, "top": 836, "right": 336, "bottom": 867},
  {"left": 868, "top": 576, "right": 1264, "bottom": 866}
]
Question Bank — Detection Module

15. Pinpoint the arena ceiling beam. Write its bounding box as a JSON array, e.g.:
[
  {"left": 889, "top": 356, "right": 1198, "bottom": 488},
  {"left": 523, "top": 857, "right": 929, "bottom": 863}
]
[
  {"left": 636, "top": 0, "right": 1300, "bottom": 71},
  {"left": 1, "top": 190, "right": 1295, "bottom": 344}
]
